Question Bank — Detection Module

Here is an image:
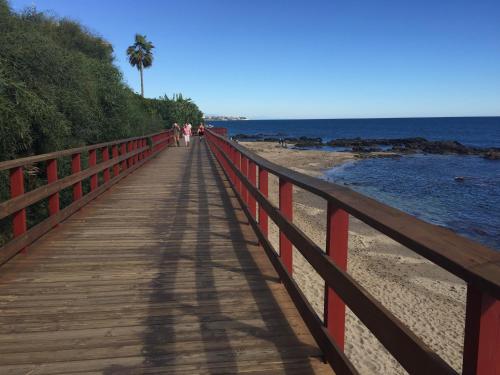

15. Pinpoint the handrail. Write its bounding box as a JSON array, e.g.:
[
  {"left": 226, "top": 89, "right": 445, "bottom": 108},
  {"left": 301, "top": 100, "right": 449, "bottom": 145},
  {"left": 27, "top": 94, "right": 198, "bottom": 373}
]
[
  {"left": 206, "top": 128, "right": 499, "bottom": 375},
  {"left": 0, "top": 129, "right": 173, "bottom": 265},
  {"left": 0, "top": 130, "right": 168, "bottom": 171}
]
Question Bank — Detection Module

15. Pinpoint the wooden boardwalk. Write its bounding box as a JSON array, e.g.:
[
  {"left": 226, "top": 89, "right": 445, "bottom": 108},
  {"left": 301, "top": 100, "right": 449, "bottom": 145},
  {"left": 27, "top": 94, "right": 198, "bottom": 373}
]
[{"left": 0, "top": 141, "right": 333, "bottom": 374}]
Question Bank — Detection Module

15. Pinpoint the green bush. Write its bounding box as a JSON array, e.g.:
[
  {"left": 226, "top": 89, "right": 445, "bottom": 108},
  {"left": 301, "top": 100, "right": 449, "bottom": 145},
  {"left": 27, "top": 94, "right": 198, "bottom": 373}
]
[{"left": 0, "top": 0, "right": 203, "bottom": 245}]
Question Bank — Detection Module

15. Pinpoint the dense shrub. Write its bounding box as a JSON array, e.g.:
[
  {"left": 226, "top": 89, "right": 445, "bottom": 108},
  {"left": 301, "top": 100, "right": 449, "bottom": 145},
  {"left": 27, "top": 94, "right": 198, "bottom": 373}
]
[
  {"left": 0, "top": 0, "right": 203, "bottom": 245},
  {"left": 0, "top": 0, "right": 203, "bottom": 161}
]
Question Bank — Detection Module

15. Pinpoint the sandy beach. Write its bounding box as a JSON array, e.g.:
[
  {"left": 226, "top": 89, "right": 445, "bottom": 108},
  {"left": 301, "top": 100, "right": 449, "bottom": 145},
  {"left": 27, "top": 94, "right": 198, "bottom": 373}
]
[{"left": 240, "top": 141, "right": 467, "bottom": 374}]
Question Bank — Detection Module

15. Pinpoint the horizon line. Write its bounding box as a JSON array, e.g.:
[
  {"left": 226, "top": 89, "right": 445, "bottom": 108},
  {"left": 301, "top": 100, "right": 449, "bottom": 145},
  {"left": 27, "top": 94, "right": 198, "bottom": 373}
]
[{"left": 210, "top": 115, "right": 500, "bottom": 121}]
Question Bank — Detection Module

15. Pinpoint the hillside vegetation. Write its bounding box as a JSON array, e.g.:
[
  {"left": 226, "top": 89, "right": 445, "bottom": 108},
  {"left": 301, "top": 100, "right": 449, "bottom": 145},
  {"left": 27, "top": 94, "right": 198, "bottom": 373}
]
[
  {"left": 0, "top": 0, "right": 203, "bottom": 245},
  {"left": 0, "top": 0, "right": 203, "bottom": 162}
]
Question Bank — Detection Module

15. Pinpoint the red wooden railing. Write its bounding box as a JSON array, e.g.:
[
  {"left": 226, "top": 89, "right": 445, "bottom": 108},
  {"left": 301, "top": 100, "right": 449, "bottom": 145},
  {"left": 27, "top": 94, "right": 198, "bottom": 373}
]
[
  {"left": 210, "top": 127, "right": 228, "bottom": 137},
  {"left": 206, "top": 129, "right": 500, "bottom": 375},
  {"left": 0, "top": 129, "right": 173, "bottom": 265}
]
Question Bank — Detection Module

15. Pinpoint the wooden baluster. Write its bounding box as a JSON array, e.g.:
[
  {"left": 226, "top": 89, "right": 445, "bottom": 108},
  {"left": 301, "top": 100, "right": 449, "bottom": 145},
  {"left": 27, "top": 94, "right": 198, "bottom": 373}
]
[
  {"left": 226, "top": 143, "right": 231, "bottom": 180},
  {"left": 121, "top": 143, "right": 127, "bottom": 171},
  {"left": 47, "top": 159, "right": 60, "bottom": 218},
  {"left": 134, "top": 140, "right": 138, "bottom": 163},
  {"left": 258, "top": 167, "right": 268, "bottom": 237},
  {"left": 223, "top": 142, "right": 229, "bottom": 180},
  {"left": 241, "top": 155, "right": 248, "bottom": 205},
  {"left": 248, "top": 160, "right": 257, "bottom": 218},
  {"left": 224, "top": 142, "right": 230, "bottom": 176},
  {"left": 10, "top": 167, "right": 27, "bottom": 241},
  {"left": 72, "top": 153, "right": 83, "bottom": 201},
  {"left": 463, "top": 286, "right": 500, "bottom": 374},
  {"left": 235, "top": 150, "right": 241, "bottom": 195},
  {"left": 324, "top": 203, "right": 349, "bottom": 351},
  {"left": 226, "top": 143, "right": 233, "bottom": 184},
  {"left": 230, "top": 144, "right": 236, "bottom": 185},
  {"left": 127, "top": 141, "right": 133, "bottom": 167},
  {"left": 89, "top": 149, "right": 97, "bottom": 191},
  {"left": 102, "top": 147, "right": 110, "bottom": 183},
  {"left": 112, "top": 145, "right": 119, "bottom": 177},
  {"left": 279, "top": 178, "right": 293, "bottom": 274}
]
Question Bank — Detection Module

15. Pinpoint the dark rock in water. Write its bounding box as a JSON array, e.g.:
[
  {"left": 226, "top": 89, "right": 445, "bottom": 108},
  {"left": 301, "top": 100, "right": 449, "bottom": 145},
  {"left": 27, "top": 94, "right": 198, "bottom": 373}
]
[
  {"left": 471, "top": 227, "right": 488, "bottom": 236},
  {"left": 351, "top": 146, "right": 382, "bottom": 153},
  {"left": 327, "top": 137, "right": 491, "bottom": 156},
  {"left": 454, "top": 176, "right": 465, "bottom": 182},
  {"left": 484, "top": 150, "right": 500, "bottom": 160},
  {"left": 293, "top": 136, "right": 323, "bottom": 147},
  {"left": 421, "top": 140, "right": 471, "bottom": 154},
  {"left": 234, "top": 133, "right": 258, "bottom": 140}
]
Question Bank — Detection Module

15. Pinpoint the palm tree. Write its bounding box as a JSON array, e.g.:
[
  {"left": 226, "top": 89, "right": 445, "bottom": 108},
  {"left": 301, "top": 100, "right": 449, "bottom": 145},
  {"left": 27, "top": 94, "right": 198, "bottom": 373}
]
[{"left": 126, "top": 34, "right": 154, "bottom": 97}]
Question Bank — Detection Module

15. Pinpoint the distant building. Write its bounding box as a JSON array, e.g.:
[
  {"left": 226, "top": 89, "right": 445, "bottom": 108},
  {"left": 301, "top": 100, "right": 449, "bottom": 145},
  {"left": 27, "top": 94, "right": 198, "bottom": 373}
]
[{"left": 203, "top": 115, "right": 248, "bottom": 121}]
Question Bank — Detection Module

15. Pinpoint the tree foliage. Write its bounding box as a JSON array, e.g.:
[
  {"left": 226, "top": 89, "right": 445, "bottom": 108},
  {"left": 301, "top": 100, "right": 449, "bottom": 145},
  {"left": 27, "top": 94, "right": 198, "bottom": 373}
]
[
  {"left": 0, "top": 1, "right": 203, "bottom": 162},
  {"left": 127, "top": 34, "right": 154, "bottom": 97},
  {"left": 0, "top": 1, "right": 203, "bottom": 244}
]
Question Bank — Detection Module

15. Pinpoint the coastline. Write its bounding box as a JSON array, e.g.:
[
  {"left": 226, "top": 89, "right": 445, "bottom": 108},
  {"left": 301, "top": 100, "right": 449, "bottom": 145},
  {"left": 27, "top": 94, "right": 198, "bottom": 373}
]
[
  {"left": 239, "top": 142, "right": 361, "bottom": 177},
  {"left": 240, "top": 141, "right": 466, "bottom": 374}
]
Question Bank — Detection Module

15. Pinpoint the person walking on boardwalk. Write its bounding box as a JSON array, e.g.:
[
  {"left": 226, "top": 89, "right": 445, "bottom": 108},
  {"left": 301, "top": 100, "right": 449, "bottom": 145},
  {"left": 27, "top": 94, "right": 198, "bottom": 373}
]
[
  {"left": 183, "top": 123, "right": 192, "bottom": 147},
  {"left": 197, "top": 123, "right": 205, "bottom": 142},
  {"left": 173, "top": 123, "right": 181, "bottom": 146}
]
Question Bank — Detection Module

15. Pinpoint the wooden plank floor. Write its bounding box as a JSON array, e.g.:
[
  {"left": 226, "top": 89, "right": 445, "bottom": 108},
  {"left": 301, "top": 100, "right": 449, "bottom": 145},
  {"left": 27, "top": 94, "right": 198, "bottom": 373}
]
[{"left": 0, "top": 141, "right": 334, "bottom": 374}]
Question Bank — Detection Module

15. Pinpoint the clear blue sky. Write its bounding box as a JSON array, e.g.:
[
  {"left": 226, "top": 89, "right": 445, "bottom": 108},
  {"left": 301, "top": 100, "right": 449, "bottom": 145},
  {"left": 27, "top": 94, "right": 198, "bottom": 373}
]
[{"left": 9, "top": 0, "right": 500, "bottom": 119}]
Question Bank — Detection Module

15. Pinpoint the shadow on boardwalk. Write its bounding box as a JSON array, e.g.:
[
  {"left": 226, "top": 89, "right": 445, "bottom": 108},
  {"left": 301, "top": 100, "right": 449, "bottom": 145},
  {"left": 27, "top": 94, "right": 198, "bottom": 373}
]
[{"left": 103, "top": 140, "right": 320, "bottom": 374}]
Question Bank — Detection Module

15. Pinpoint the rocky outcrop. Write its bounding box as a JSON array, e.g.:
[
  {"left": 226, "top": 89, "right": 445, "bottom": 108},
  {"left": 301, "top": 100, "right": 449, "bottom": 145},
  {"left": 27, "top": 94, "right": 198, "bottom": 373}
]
[
  {"left": 484, "top": 150, "right": 500, "bottom": 160},
  {"left": 233, "top": 134, "right": 499, "bottom": 159},
  {"left": 292, "top": 137, "right": 323, "bottom": 147}
]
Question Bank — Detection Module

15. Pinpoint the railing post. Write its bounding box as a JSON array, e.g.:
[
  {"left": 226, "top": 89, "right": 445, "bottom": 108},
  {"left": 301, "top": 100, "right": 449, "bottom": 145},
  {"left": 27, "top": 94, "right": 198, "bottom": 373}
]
[
  {"left": 248, "top": 160, "right": 257, "bottom": 218},
  {"left": 89, "top": 149, "right": 97, "bottom": 191},
  {"left": 112, "top": 145, "right": 119, "bottom": 177},
  {"left": 10, "top": 167, "right": 27, "bottom": 239},
  {"left": 47, "top": 159, "right": 60, "bottom": 217},
  {"left": 258, "top": 167, "right": 268, "bottom": 237},
  {"left": 462, "top": 286, "right": 500, "bottom": 374},
  {"left": 324, "top": 202, "right": 349, "bottom": 351},
  {"left": 279, "top": 178, "right": 293, "bottom": 274},
  {"left": 127, "top": 141, "right": 133, "bottom": 167},
  {"left": 152, "top": 135, "right": 156, "bottom": 154},
  {"left": 71, "top": 153, "right": 82, "bottom": 201},
  {"left": 121, "top": 143, "right": 127, "bottom": 171},
  {"left": 134, "top": 140, "right": 138, "bottom": 163},
  {"left": 228, "top": 144, "right": 234, "bottom": 184},
  {"left": 241, "top": 155, "right": 248, "bottom": 205},
  {"left": 102, "top": 147, "right": 110, "bottom": 183},
  {"left": 235, "top": 150, "right": 242, "bottom": 194}
]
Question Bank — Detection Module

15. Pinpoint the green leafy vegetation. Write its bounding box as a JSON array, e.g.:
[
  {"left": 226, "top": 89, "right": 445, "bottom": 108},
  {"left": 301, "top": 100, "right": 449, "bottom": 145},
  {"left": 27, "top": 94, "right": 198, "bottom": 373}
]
[{"left": 0, "top": 0, "right": 203, "bottom": 245}]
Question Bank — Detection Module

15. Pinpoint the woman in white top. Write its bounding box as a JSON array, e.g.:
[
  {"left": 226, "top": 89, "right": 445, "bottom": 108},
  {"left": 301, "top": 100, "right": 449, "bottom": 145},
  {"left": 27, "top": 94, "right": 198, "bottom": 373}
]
[{"left": 183, "top": 124, "right": 192, "bottom": 147}]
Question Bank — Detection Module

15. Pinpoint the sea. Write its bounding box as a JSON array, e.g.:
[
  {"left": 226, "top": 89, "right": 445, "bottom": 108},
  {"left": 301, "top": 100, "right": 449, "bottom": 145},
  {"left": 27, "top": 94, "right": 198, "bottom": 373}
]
[{"left": 211, "top": 117, "right": 500, "bottom": 250}]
